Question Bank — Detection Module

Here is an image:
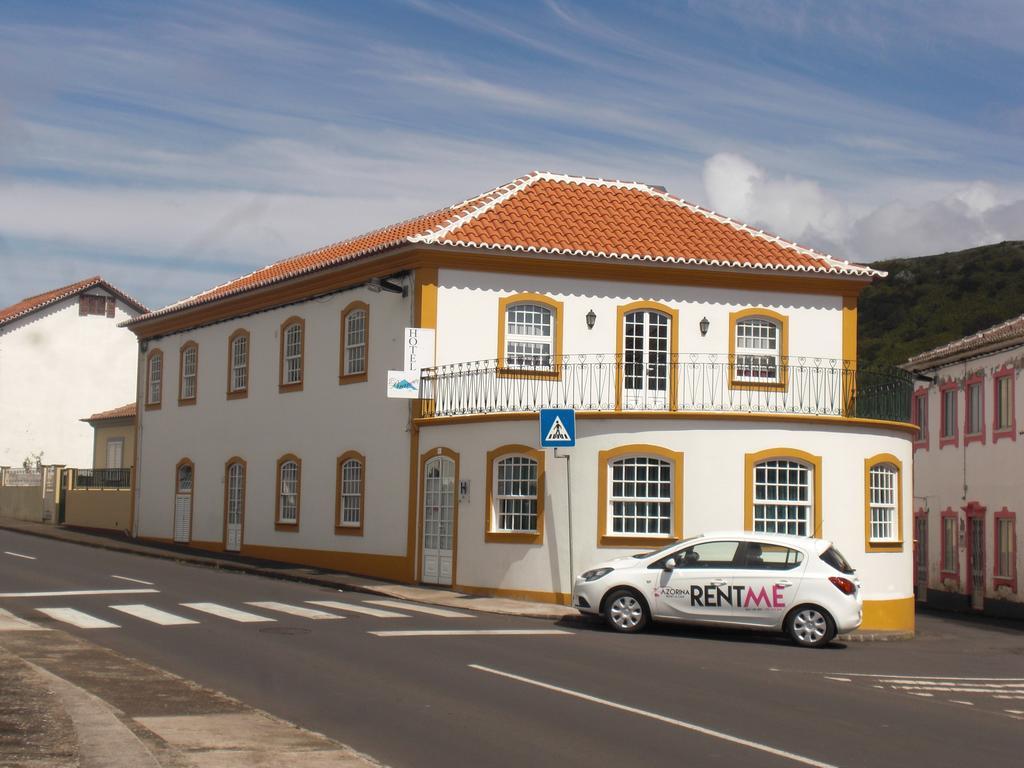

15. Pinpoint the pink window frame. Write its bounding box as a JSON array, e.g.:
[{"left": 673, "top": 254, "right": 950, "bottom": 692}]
[
  {"left": 940, "top": 507, "right": 960, "bottom": 587},
  {"left": 992, "top": 366, "right": 1016, "bottom": 443},
  {"left": 939, "top": 381, "right": 959, "bottom": 448},
  {"left": 912, "top": 387, "right": 929, "bottom": 451},
  {"left": 963, "top": 373, "right": 985, "bottom": 446},
  {"left": 993, "top": 507, "right": 1017, "bottom": 592}
]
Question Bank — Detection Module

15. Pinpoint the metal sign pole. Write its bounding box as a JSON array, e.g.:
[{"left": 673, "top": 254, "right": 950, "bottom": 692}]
[{"left": 555, "top": 448, "right": 574, "bottom": 599}]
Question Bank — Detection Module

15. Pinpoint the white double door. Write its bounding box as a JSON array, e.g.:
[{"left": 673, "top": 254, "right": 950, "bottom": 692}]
[
  {"left": 622, "top": 310, "right": 671, "bottom": 409},
  {"left": 422, "top": 455, "right": 456, "bottom": 586}
]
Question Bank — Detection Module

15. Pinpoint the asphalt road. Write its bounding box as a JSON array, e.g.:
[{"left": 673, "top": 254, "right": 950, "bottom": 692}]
[{"left": 2, "top": 529, "right": 1022, "bottom": 768}]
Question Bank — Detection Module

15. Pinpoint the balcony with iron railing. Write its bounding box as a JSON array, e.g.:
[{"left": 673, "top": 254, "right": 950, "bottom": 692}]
[
  {"left": 69, "top": 468, "right": 133, "bottom": 490},
  {"left": 417, "top": 353, "right": 913, "bottom": 424}
]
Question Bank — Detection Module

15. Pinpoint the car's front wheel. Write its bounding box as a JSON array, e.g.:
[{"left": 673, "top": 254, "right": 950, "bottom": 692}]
[
  {"left": 604, "top": 589, "right": 649, "bottom": 633},
  {"left": 785, "top": 605, "right": 836, "bottom": 648}
]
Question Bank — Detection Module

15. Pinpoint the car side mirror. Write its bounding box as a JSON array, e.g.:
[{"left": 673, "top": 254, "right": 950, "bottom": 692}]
[{"left": 664, "top": 558, "right": 677, "bottom": 571}]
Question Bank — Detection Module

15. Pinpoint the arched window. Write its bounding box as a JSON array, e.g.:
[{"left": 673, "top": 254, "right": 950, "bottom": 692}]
[
  {"left": 227, "top": 330, "right": 249, "bottom": 397},
  {"left": 179, "top": 342, "right": 198, "bottom": 403},
  {"left": 340, "top": 302, "right": 369, "bottom": 382},
  {"left": 279, "top": 318, "right": 305, "bottom": 391},
  {"left": 275, "top": 455, "right": 301, "bottom": 528},
  {"left": 146, "top": 349, "right": 163, "bottom": 408},
  {"left": 224, "top": 459, "right": 246, "bottom": 551},
  {"left": 864, "top": 454, "right": 903, "bottom": 551},
  {"left": 752, "top": 458, "right": 813, "bottom": 536},
  {"left": 335, "top": 452, "right": 365, "bottom": 533},
  {"left": 498, "top": 294, "right": 562, "bottom": 374}
]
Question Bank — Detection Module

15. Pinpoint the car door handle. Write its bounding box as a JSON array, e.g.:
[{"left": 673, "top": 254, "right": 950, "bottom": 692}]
[
  {"left": 776, "top": 580, "right": 793, "bottom": 587},
  {"left": 709, "top": 578, "right": 728, "bottom": 586}
]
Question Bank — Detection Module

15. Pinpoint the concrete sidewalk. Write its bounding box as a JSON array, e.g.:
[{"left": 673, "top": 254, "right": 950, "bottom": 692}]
[
  {"left": 0, "top": 611, "right": 383, "bottom": 767},
  {"left": 0, "top": 517, "right": 576, "bottom": 621}
]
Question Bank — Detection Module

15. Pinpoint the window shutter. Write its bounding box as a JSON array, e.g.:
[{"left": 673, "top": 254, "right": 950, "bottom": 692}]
[
  {"left": 79, "top": 296, "right": 87, "bottom": 316},
  {"left": 106, "top": 297, "right": 115, "bottom": 317}
]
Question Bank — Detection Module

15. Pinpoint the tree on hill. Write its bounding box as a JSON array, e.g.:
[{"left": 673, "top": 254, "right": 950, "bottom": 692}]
[{"left": 857, "top": 241, "right": 1024, "bottom": 371}]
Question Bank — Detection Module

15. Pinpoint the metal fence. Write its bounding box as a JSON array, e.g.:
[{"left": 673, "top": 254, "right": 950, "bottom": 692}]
[
  {"left": 418, "top": 354, "right": 912, "bottom": 423},
  {"left": 70, "top": 468, "right": 132, "bottom": 490}
]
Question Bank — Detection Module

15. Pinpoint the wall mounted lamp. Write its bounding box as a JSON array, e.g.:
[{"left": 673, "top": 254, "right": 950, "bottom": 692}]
[
  {"left": 586, "top": 309, "right": 597, "bottom": 330},
  {"left": 699, "top": 317, "right": 710, "bottom": 336},
  {"left": 367, "top": 277, "right": 407, "bottom": 297}
]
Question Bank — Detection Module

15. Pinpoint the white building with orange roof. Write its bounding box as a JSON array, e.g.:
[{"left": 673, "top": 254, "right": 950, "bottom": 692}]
[
  {"left": 0, "top": 277, "right": 147, "bottom": 469},
  {"left": 125, "top": 172, "right": 916, "bottom": 632},
  {"left": 905, "top": 315, "right": 1024, "bottom": 620}
]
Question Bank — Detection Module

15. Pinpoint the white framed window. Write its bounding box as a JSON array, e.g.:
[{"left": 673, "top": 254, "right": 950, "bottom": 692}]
[
  {"left": 869, "top": 463, "right": 898, "bottom": 542},
  {"left": 995, "top": 373, "right": 1013, "bottom": 431},
  {"left": 753, "top": 459, "right": 812, "bottom": 536},
  {"left": 147, "top": 351, "right": 162, "bottom": 405},
  {"left": 176, "top": 462, "right": 193, "bottom": 493},
  {"left": 608, "top": 456, "right": 673, "bottom": 536},
  {"left": 734, "top": 317, "right": 781, "bottom": 383},
  {"left": 344, "top": 309, "right": 367, "bottom": 376},
  {"left": 340, "top": 458, "right": 363, "bottom": 526},
  {"left": 180, "top": 344, "right": 197, "bottom": 401},
  {"left": 281, "top": 320, "right": 304, "bottom": 387},
  {"left": 227, "top": 462, "right": 244, "bottom": 525},
  {"left": 966, "top": 378, "right": 983, "bottom": 435},
  {"left": 277, "top": 459, "right": 299, "bottom": 523},
  {"left": 941, "top": 387, "right": 957, "bottom": 438},
  {"left": 494, "top": 455, "right": 539, "bottom": 533},
  {"left": 105, "top": 438, "right": 124, "bottom": 469},
  {"left": 230, "top": 333, "right": 248, "bottom": 393},
  {"left": 912, "top": 391, "right": 928, "bottom": 442},
  {"left": 996, "top": 515, "right": 1014, "bottom": 580},
  {"left": 505, "top": 302, "right": 554, "bottom": 370},
  {"left": 941, "top": 513, "right": 958, "bottom": 573}
]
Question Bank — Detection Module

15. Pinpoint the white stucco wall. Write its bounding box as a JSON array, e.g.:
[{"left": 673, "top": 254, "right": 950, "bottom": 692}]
[
  {"left": 0, "top": 291, "right": 140, "bottom": 468},
  {"left": 134, "top": 285, "right": 414, "bottom": 557},
  {"left": 418, "top": 417, "right": 913, "bottom": 605},
  {"left": 912, "top": 347, "right": 1024, "bottom": 604}
]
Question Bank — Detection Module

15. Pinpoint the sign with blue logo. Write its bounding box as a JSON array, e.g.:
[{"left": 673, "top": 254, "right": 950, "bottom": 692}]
[{"left": 539, "top": 408, "right": 576, "bottom": 447}]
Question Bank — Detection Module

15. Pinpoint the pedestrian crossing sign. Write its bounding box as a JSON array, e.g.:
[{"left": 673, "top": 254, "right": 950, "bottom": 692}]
[{"left": 539, "top": 408, "right": 576, "bottom": 447}]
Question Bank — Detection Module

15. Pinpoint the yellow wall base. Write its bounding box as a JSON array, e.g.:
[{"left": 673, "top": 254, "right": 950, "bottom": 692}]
[
  {"left": 861, "top": 597, "right": 915, "bottom": 632},
  {"left": 455, "top": 583, "right": 571, "bottom": 606}
]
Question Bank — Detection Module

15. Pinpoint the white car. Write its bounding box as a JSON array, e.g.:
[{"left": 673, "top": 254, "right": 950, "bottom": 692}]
[{"left": 572, "top": 532, "right": 862, "bottom": 647}]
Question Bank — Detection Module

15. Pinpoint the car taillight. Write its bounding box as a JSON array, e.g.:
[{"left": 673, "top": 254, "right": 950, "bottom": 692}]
[{"left": 829, "top": 576, "right": 856, "bottom": 595}]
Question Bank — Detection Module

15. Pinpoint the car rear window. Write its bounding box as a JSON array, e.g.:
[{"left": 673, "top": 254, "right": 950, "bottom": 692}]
[{"left": 820, "top": 546, "right": 855, "bottom": 574}]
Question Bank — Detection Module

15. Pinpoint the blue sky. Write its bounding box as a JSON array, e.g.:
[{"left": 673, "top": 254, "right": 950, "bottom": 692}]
[{"left": 1, "top": 0, "right": 1022, "bottom": 310}]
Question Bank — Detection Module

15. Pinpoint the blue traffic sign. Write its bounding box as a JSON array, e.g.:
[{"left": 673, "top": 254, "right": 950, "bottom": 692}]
[{"left": 539, "top": 408, "right": 576, "bottom": 447}]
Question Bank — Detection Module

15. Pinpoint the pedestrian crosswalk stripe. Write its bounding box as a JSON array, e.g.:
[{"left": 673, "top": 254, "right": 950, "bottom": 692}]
[
  {"left": 306, "top": 600, "right": 409, "bottom": 618},
  {"left": 246, "top": 602, "right": 344, "bottom": 620},
  {"left": 365, "top": 599, "right": 472, "bottom": 618},
  {"left": 180, "top": 603, "right": 274, "bottom": 623},
  {"left": 36, "top": 608, "right": 119, "bottom": 629},
  {"left": 0, "top": 607, "right": 46, "bottom": 632},
  {"left": 372, "top": 629, "right": 573, "bottom": 637},
  {"left": 110, "top": 605, "right": 198, "bottom": 626}
]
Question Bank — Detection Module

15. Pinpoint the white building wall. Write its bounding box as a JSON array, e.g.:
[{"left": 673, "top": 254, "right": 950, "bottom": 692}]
[
  {"left": 135, "top": 285, "right": 413, "bottom": 557},
  {"left": 0, "top": 292, "right": 140, "bottom": 468},
  {"left": 434, "top": 269, "right": 845, "bottom": 366},
  {"left": 913, "top": 346, "right": 1024, "bottom": 607},
  {"left": 419, "top": 417, "right": 912, "bottom": 605}
]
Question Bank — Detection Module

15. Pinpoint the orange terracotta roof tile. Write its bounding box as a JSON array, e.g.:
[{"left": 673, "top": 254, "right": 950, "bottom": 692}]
[
  {"left": 906, "top": 313, "right": 1024, "bottom": 369},
  {"left": 83, "top": 402, "right": 137, "bottom": 422},
  {"left": 0, "top": 276, "right": 148, "bottom": 328},
  {"left": 133, "top": 172, "right": 882, "bottom": 325}
]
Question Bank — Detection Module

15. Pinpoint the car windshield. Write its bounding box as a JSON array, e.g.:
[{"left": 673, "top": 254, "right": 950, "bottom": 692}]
[
  {"left": 631, "top": 537, "right": 696, "bottom": 559},
  {"left": 820, "top": 546, "right": 855, "bottom": 574}
]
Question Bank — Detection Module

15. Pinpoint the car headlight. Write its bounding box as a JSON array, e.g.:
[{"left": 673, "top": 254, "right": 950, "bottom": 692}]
[{"left": 580, "top": 567, "right": 613, "bottom": 582}]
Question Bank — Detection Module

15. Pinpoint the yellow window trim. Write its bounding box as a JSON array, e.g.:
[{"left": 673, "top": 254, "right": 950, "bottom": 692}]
[
  {"left": 417, "top": 447, "right": 460, "bottom": 585},
  {"left": 485, "top": 444, "right": 545, "bottom": 544},
  {"left": 597, "top": 444, "right": 683, "bottom": 548},
  {"left": 728, "top": 308, "right": 789, "bottom": 391},
  {"left": 863, "top": 453, "right": 904, "bottom": 552},
  {"left": 496, "top": 293, "right": 564, "bottom": 379},
  {"left": 744, "top": 448, "right": 823, "bottom": 538},
  {"left": 278, "top": 316, "right": 305, "bottom": 393},
  {"left": 339, "top": 301, "right": 370, "bottom": 385},
  {"left": 226, "top": 328, "right": 250, "bottom": 400},
  {"left": 335, "top": 450, "right": 366, "bottom": 536},
  {"left": 614, "top": 301, "right": 680, "bottom": 411},
  {"left": 274, "top": 453, "right": 301, "bottom": 531}
]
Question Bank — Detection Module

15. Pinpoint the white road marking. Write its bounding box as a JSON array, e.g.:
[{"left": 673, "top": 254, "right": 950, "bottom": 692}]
[
  {"left": 994, "top": 695, "right": 1024, "bottom": 700},
  {"left": 0, "top": 589, "right": 158, "bottom": 598},
  {"left": 1006, "top": 709, "right": 1024, "bottom": 715},
  {"left": 372, "top": 629, "right": 573, "bottom": 637},
  {"left": 824, "top": 677, "right": 851, "bottom": 682},
  {"left": 909, "top": 692, "right": 934, "bottom": 697},
  {"left": 4, "top": 551, "right": 36, "bottom": 560},
  {"left": 110, "top": 605, "right": 198, "bottom": 626},
  {"left": 471, "top": 665, "right": 837, "bottom": 768},
  {"left": 949, "top": 700, "right": 975, "bottom": 706},
  {"left": 365, "top": 599, "right": 472, "bottom": 618},
  {"left": 0, "top": 607, "right": 47, "bottom": 631},
  {"left": 180, "top": 603, "right": 274, "bottom": 623},
  {"left": 246, "top": 602, "right": 344, "bottom": 620},
  {"left": 832, "top": 673, "right": 1024, "bottom": 681},
  {"left": 885, "top": 680, "right": 1024, "bottom": 688},
  {"left": 111, "top": 575, "right": 155, "bottom": 586},
  {"left": 36, "top": 608, "right": 119, "bottom": 629},
  {"left": 306, "top": 600, "right": 409, "bottom": 618}
]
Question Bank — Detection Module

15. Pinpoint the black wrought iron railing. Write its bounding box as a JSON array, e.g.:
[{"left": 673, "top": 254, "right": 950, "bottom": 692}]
[
  {"left": 417, "top": 354, "right": 912, "bottom": 423},
  {"left": 71, "top": 468, "right": 132, "bottom": 490}
]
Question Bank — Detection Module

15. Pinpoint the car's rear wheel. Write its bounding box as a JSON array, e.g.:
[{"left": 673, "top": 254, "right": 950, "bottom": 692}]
[
  {"left": 604, "top": 589, "right": 649, "bottom": 633},
  {"left": 785, "top": 605, "right": 835, "bottom": 648}
]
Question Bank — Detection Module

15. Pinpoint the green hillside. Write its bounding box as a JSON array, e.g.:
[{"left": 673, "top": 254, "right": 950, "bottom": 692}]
[{"left": 857, "top": 241, "right": 1024, "bottom": 371}]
